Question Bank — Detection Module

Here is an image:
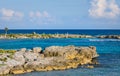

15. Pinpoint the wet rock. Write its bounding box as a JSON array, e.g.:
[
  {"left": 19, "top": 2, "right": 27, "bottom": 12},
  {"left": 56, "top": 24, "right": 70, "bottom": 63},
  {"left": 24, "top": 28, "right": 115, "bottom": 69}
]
[{"left": 86, "top": 65, "right": 94, "bottom": 69}]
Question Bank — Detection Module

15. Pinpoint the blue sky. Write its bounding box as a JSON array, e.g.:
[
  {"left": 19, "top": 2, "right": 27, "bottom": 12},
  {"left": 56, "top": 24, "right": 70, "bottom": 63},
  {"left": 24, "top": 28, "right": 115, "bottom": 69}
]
[{"left": 0, "top": 0, "right": 120, "bottom": 29}]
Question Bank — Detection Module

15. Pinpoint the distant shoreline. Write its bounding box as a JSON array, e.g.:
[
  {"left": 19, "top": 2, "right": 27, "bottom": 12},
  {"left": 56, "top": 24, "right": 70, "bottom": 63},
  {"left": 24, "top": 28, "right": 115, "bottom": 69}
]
[{"left": 0, "top": 33, "right": 120, "bottom": 39}]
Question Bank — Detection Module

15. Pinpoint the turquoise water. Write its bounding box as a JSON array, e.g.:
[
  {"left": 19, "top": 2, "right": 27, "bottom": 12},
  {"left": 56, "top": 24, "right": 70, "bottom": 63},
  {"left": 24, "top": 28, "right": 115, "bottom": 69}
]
[
  {"left": 0, "top": 38, "right": 120, "bottom": 76},
  {"left": 0, "top": 38, "right": 120, "bottom": 53}
]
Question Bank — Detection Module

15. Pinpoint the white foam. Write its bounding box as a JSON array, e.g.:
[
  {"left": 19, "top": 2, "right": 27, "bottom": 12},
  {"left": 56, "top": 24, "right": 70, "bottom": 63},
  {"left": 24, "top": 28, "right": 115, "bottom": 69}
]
[{"left": 89, "top": 39, "right": 120, "bottom": 42}]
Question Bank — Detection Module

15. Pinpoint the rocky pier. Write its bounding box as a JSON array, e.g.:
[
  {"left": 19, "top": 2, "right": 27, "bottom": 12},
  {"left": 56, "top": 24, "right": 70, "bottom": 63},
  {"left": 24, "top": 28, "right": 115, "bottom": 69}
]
[{"left": 0, "top": 45, "right": 99, "bottom": 75}]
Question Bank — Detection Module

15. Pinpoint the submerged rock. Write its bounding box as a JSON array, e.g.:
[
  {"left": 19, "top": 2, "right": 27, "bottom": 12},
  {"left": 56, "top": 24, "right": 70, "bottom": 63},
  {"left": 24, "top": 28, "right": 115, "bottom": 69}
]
[
  {"left": 86, "top": 65, "right": 94, "bottom": 69},
  {"left": 0, "top": 45, "right": 99, "bottom": 75}
]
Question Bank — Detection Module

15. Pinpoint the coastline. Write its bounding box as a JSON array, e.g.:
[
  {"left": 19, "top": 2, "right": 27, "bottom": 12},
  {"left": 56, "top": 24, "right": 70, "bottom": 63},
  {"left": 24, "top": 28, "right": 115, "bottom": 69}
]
[
  {"left": 0, "top": 45, "right": 99, "bottom": 75},
  {"left": 0, "top": 33, "right": 120, "bottom": 39}
]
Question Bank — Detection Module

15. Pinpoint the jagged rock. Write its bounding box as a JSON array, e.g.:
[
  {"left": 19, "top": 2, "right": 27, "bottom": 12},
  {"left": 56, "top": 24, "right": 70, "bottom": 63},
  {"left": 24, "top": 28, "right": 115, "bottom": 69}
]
[
  {"left": 0, "top": 45, "right": 99, "bottom": 75},
  {"left": 23, "top": 51, "right": 39, "bottom": 61},
  {"left": 75, "top": 46, "right": 99, "bottom": 58},
  {"left": 44, "top": 45, "right": 78, "bottom": 59}
]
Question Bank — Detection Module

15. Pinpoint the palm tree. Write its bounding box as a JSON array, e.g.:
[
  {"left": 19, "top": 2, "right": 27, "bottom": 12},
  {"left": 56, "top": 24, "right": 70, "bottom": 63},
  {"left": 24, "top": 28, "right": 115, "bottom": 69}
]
[{"left": 4, "top": 27, "right": 8, "bottom": 38}]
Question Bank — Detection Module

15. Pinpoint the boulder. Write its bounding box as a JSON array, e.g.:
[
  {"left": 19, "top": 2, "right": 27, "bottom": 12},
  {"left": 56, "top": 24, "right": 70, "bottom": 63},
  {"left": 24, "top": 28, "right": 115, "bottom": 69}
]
[{"left": 33, "top": 47, "right": 42, "bottom": 53}]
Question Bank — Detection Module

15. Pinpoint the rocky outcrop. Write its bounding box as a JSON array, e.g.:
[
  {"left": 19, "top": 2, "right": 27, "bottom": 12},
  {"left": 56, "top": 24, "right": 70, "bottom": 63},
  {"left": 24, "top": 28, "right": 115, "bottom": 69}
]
[
  {"left": 44, "top": 45, "right": 77, "bottom": 59},
  {"left": 97, "top": 35, "right": 120, "bottom": 39},
  {"left": 0, "top": 34, "right": 94, "bottom": 39},
  {"left": 0, "top": 45, "right": 99, "bottom": 75}
]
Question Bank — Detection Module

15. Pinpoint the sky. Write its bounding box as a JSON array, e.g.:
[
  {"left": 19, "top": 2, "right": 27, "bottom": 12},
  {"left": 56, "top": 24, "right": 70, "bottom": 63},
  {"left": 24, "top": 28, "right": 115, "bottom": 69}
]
[{"left": 0, "top": 0, "right": 120, "bottom": 29}]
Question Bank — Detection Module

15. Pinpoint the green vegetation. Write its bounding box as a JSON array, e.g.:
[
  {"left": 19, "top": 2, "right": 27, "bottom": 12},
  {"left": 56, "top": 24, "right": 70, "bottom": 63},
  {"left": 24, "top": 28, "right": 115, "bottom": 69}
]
[
  {"left": 41, "top": 33, "right": 53, "bottom": 38},
  {"left": 0, "top": 33, "right": 95, "bottom": 39},
  {"left": 7, "top": 54, "right": 14, "bottom": 59},
  {"left": 0, "top": 50, "right": 16, "bottom": 62},
  {"left": 0, "top": 49, "right": 16, "bottom": 54},
  {"left": 0, "top": 57, "right": 7, "bottom": 62}
]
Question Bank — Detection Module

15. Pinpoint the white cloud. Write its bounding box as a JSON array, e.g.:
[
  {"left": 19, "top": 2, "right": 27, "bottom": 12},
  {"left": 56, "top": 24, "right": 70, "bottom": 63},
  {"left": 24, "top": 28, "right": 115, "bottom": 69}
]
[
  {"left": 29, "top": 11, "right": 56, "bottom": 24},
  {"left": 0, "top": 8, "right": 56, "bottom": 24},
  {"left": 36, "top": 11, "right": 42, "bottom": 17},
  {"left": 0, "top": 8, "right": 24, "bottom": 21},
  {"left": 29, "top": 11, "right": 50, "bottom": 18},
  {"left": 29, "top": 11, "right": 34, "bottom": 17},
  {"left": 43, "top": 11, "right": 49, "bottom": 17},
  {"left": 89, "top": 0, "right": 120, "bottom": 18}
]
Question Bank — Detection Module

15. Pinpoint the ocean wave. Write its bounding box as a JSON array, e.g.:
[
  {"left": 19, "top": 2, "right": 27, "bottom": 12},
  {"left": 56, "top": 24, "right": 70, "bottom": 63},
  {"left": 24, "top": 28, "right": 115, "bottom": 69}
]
[{"left": 89, "top": 39, "right": 120, "bottom": 42}]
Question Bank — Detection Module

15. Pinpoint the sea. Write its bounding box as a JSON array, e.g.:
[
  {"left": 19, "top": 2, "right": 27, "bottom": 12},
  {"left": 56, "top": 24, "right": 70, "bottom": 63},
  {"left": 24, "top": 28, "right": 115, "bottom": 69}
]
[{"left": 0, "top": 29, "right": 120, "bottom": 76}]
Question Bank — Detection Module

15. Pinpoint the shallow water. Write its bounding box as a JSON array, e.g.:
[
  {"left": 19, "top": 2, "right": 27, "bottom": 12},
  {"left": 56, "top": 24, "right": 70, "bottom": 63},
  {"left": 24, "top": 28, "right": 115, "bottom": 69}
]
[
  {"left": 0, "top": 38, "right": 120, "bottom": 76},
  {"left": 0, "top": 38, "right": 120, "bottom": 53}
]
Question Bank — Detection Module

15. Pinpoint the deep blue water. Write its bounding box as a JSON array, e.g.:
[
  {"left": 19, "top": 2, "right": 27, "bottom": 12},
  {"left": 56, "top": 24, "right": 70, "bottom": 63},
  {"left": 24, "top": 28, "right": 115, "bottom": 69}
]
[
  {"left": 0, "top": 29, "right": 120, "bottom": 35},
  {"left": 0, "top": 30, "right": 120, "bottom": 76}
]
